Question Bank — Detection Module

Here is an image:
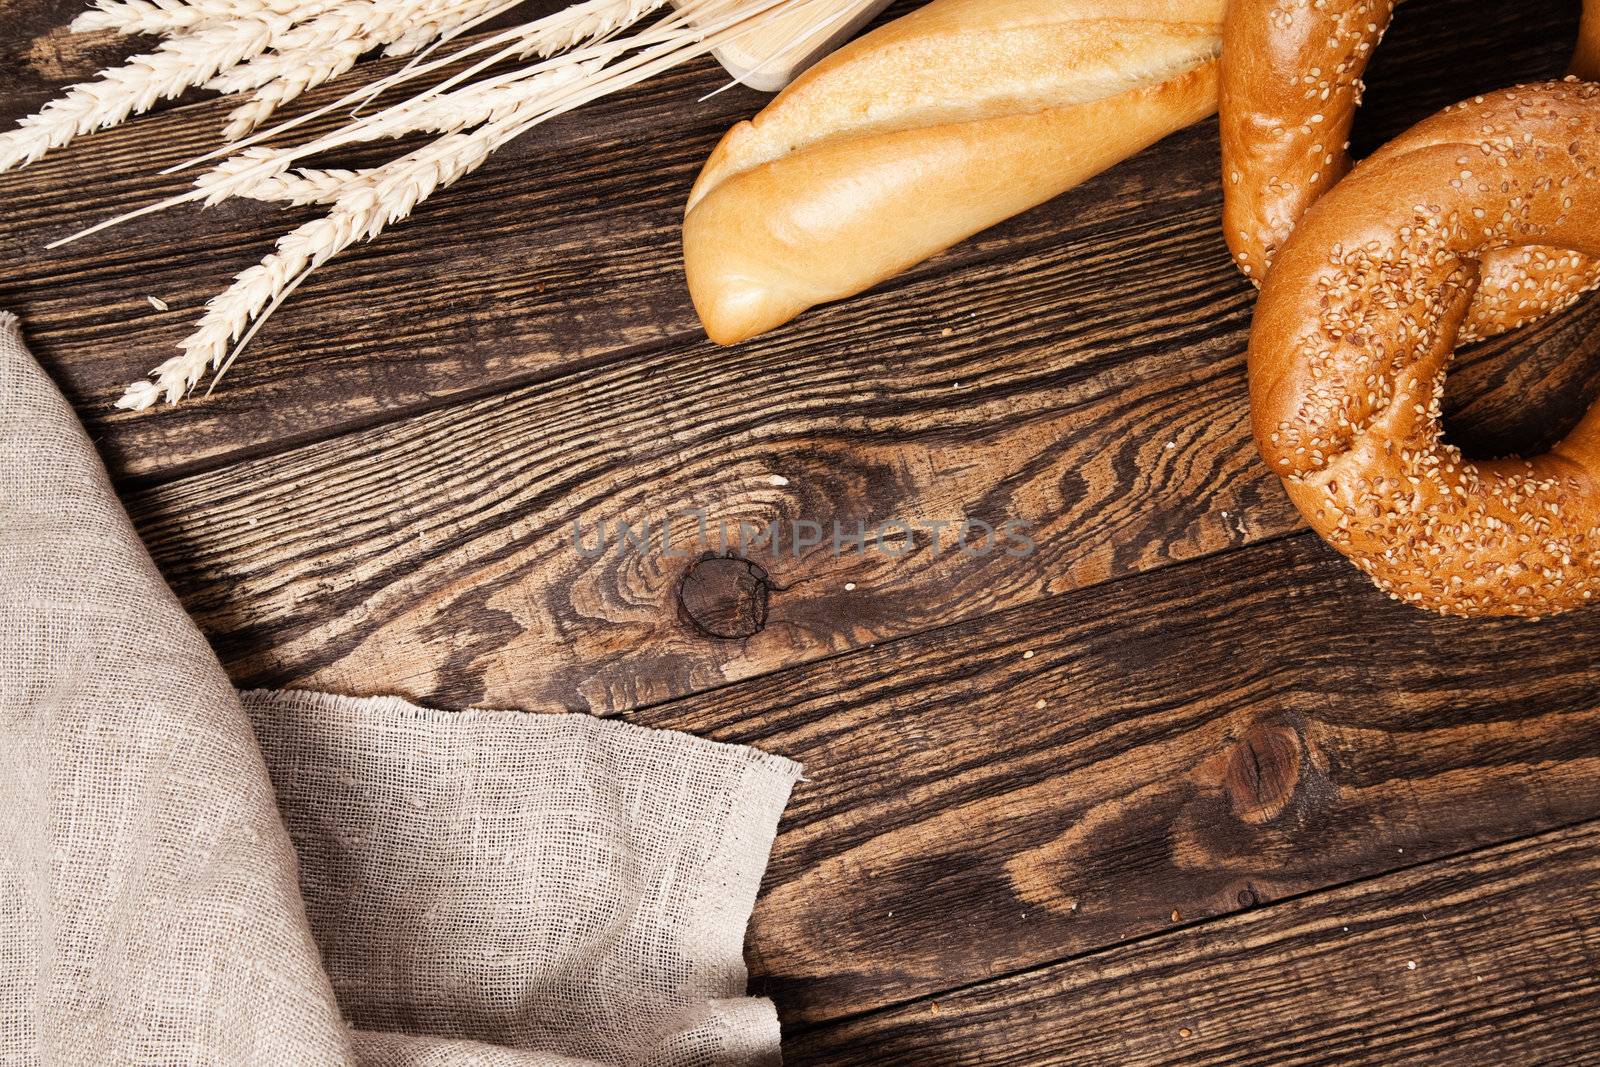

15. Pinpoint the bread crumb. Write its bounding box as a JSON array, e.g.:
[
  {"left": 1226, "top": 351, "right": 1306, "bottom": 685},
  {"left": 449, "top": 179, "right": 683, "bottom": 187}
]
[
  {"left": 1171, "top": 908, "right": 1181, "bottom": 922},
  {"left": 768, "top": 475, "right": 789, "bottom": 486},
  {"left": 1406, "top": 960, "right": 1417, "bottom": 970},
  {"left": 1179, "top": 1027, "right": 1193, "bottom": 1039},
  {"left": 844, "top": 582, "right": 856, "bottom": 591},
  {"left": 146, "top": 296, "right": 169, "bottom": 311},
  {"left": 1034, "top": 698, "right": 1046, "bottom": 709},
  {"left": 1022, "top": 650, "right": 1034, "bottom": 660}
]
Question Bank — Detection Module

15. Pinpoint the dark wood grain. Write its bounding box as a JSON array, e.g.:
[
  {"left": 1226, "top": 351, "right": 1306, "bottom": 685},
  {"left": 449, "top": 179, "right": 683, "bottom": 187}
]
[
  {"left": 786, "top": 819, "right": 1600, "bottom": 1065},
  {"left": 117, "top": 209, "right": 1600, "bottom": 720},
  {"left": 6, "top": 0, "right": 1600, "bottom": 1058},
  {"left": 0, "top": 0, "right": 1588, "bottom": 483},
  {"left": 611, "top": 531, "right": 1600, "bottom": 1024},
  {"left": 0, "top": 0, "right": 1216, "bottom": 481},
  {"left": 125, "top": 196, "right": 1292, "bottom": 713},
  {"left": 0, "top": 0, "right": 141, "bottom": 123}
]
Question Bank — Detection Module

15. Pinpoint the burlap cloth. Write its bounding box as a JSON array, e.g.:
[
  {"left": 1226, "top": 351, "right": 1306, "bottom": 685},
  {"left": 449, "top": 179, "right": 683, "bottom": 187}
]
[{"left": 0, "top": 311, "right": 800, "bottom": 1067}]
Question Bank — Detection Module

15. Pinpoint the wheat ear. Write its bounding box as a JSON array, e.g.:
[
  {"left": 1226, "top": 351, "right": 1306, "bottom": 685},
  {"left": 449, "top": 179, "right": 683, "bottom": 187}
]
[
  {"left": 205, "top": 148, "right": 357, "bottom": 204},
  {"left": 208, "top": 0, "right": 508, "bottom": 139},
  {"left": 206, "top": 0, "right": 500, "bottom": 95},
  {"left": 0, "top": 19, "right": 293, "bottom": 173},
  {"left": 514, "top": 0, "right": 672, "bottom": 56},
  {"left": 381, "top": 0, "right": 525, "bottom": 59},
  {"left": 172, "top": 0, "right": 662, "bottom": 172},
  {"left": 118, "top": 121, "right": 512, "bottom": 408},
  {"left": 72, "top": 0, "right": 340, "bottom": 35},
  {"left": 60, "top": 0, "right": 843, "bottom": 408},
  {"left": 196, "top": 62, "right": 595, "bottom": 207},
  {"left": 85, "top": 0, "right": 801, "bottom": 227},
  {"left": 216, "top": 39, "right": 374, "bottom": 139},
  {"left": 384, "top": 20, "right": 448, "bottom": 57}
]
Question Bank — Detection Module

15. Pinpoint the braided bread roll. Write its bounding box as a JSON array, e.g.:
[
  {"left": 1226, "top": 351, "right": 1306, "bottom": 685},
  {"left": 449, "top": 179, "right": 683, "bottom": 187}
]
[
  {"left": 1221, "top": 0, "right": 1600, "bottom": 342},
  {"left": 683, "top": 0, "right": 1224, "bottom": 344},
  {"left": 1250, "top": 80, "right": 1600, "bottom": 617}
]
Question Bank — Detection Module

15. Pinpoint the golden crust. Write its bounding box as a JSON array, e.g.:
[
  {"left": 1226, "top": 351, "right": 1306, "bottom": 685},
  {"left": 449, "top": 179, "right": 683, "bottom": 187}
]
[
  {"left": 682, "top": 0, "right": 1224, "bottom": 344},
  {"left": 1248, "top": 80, "right": 1600, "bottom": 618},
  {"left": 1219, "top": 0, "right": 1600, "bottom": 341}
]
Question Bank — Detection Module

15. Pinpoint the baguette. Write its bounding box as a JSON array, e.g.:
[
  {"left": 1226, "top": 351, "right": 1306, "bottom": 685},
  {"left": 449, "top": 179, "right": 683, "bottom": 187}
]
[{"left": 682, "top": 0, "right": 1225, "bottom": 345}]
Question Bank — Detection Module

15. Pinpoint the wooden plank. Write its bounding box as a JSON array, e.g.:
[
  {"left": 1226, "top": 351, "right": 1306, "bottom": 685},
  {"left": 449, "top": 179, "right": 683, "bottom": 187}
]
[
  {"left": 618, "top": 532, "right": 1600, "bottom": 1026},
  {"left": 120, "top": 192, "right": 1600, "bottom": 715},
  {"left": 0, "top": 0, "right": 1586, "bottom": 482},
  {"left": 786, "top": 820, "right": 1600, "bottom": 1065},
  {"left": 125, "top": 195, "right": 1281, "bottom": 710},
  {"left": 0, "top": 0, "right": 1208, "bottom": 480},
  {"left": 0, "top": 0, "right": 140, "bottom": 124},
  {"left": 59, "top": 0, "right": 1600, "bottom": 721}
]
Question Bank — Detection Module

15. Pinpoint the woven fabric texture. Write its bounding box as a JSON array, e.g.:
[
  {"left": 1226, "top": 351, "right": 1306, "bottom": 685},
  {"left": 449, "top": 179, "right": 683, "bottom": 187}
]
[{"left": 0, "top": 312, "right": 798, "bottom": 1067}]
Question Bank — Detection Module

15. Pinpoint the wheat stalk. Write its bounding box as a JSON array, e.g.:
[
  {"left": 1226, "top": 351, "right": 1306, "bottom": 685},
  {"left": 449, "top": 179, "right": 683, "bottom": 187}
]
[
  {"left": 4, "top": 0, "right": 843, "bottom": 407},
  {"left": 210, "top": 0, "right": 512, "bottom": 138},
  {"left": 0, "top": 18, "right": 284, "bottom": 172},
  {"left": 194, "top": 58, "right": 595, "bottom": 210},
  {"left": 170, "top": 0, "right": 662, "bottom": 170},
  {"left": 119, "top": 120, "right": 518, "bottom": 407}
]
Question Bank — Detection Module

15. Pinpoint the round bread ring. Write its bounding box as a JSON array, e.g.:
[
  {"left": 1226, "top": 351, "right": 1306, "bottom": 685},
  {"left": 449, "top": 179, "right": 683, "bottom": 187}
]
[
  {"left": 1221, "top": 0, "right": 1600, "bottom": 343},
  {"left": 1250, "top": 80, "right": 1600, "bottom": 617}
]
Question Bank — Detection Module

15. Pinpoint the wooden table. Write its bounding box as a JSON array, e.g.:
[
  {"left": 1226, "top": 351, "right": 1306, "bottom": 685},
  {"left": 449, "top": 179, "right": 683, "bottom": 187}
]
[{"left": 5, "top": 0, "right": 1600, "bottom": 1061}]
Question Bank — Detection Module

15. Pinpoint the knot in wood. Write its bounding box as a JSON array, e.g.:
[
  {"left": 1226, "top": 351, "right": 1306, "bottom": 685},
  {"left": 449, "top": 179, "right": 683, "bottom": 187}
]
[
  {"left": 678, "top": 555, "right": 771, "bottom": 639},
  {"left": 1222, "top": 723, "right": 1302, "bottom": 825}
]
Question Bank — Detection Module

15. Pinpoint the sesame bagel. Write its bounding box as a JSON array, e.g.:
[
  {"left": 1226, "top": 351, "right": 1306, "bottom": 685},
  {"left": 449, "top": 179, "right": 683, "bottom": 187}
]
[
  {"left": 1220, "top": 0, "right": 1600, "bottom": 342},
  {"left": 1249, "top": 79, "right": 1600, "bottom": 617}
]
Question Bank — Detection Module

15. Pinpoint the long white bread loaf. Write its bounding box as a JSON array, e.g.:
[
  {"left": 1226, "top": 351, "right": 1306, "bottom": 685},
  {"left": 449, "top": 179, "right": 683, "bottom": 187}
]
[{"left": 682, "top": 0, "right": 1224, "bottom": 344}]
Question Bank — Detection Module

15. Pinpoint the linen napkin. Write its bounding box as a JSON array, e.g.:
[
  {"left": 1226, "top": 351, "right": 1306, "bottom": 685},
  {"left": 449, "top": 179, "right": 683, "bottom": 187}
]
[{"left": 0, "top": 310, "right": 800, "bottom": 1067}]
